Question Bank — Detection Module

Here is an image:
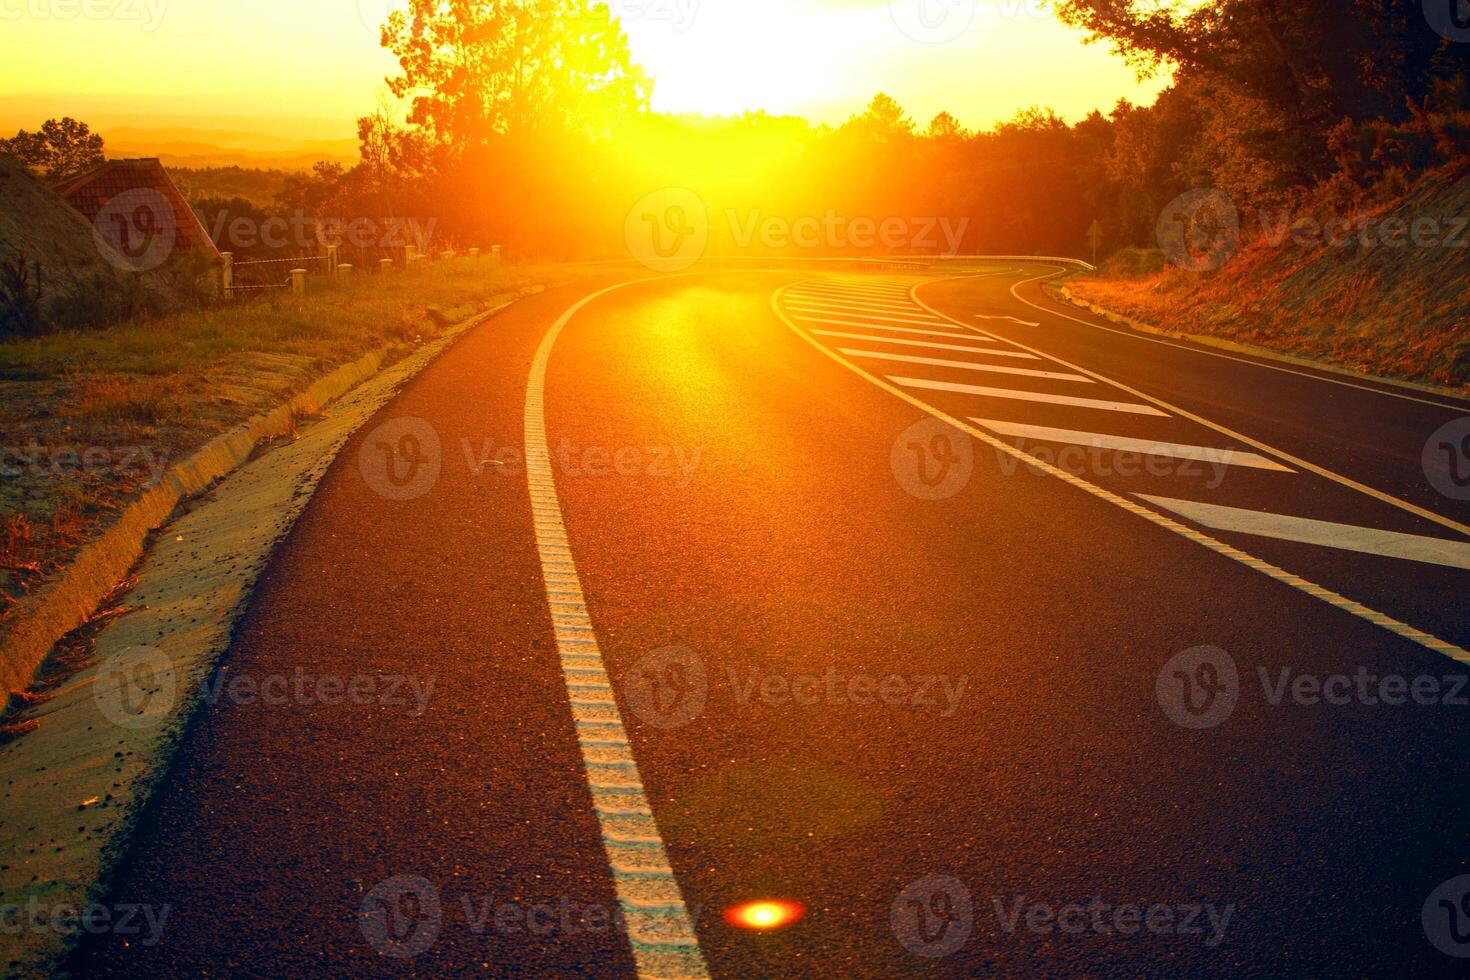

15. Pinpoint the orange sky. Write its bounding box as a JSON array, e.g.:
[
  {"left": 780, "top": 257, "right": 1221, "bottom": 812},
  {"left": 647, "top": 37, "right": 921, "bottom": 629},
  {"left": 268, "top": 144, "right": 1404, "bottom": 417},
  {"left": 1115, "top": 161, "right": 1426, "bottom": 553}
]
[{"left": 0, "top": 0, "right": 1170, "bottom": 144}]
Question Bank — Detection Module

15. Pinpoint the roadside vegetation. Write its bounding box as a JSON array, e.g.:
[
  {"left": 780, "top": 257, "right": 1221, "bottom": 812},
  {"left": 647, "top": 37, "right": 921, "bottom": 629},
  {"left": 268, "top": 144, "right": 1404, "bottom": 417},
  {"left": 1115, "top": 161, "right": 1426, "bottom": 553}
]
[{"left": 0, "top": 259, "right": 587, "bottom": 633}]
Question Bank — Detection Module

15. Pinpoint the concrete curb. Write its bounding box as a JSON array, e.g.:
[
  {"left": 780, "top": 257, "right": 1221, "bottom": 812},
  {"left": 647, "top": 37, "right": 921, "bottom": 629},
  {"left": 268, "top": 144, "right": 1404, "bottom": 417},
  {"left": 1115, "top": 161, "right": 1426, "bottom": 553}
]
[
  {"left": 0, "top": 287, "right": 542, "bottom": 977},
  {"left": 1051, "top": 282, "right": 1470, "bottom": 404},
  {"left": 0, "top": 352, "right": 384, "bottom": 696}
]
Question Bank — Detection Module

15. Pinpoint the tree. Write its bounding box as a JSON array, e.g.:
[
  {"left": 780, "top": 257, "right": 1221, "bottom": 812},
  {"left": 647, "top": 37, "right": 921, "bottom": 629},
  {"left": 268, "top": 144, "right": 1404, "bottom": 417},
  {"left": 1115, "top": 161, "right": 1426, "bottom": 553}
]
[
  {"left": 851, "top": 93, "right": 914, "bottom": 142},
  {"left": 927, "top": 111, "right": 968, "bottom": 141},
  {"left": 380, "top": 0, "right": 649, "bottom": 146},
  {"left": 0, "top": 118, "right": 104, "bottom": 182}
]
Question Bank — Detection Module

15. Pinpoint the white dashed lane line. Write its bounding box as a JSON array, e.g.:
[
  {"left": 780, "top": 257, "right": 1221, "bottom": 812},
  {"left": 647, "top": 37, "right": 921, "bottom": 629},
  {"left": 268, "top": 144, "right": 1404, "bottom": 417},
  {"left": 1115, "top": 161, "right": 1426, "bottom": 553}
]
[
  {"left": 811, "top": 330, "right": 1041, "bottom": 358},
  {"left": 840, "top": 349, "right": 1092, "bottom": 382},
  {"left": 892, "top": 376, "right": 1169, "bottom": 415},
  {"left": 973, "top": 419, "right": 1296, "bottom": 473},
  {"left": 1138, "top": 495, "right": 1470, "bottom": 571},
  {"left": 791, "top": 310, "right": 956, "bottom": 327},
  {"left": 776, "top": 277, "right": 1470, "bottom": 663},
  {"left": 797, "top": 319, "right": 982, "bottom": 339}
]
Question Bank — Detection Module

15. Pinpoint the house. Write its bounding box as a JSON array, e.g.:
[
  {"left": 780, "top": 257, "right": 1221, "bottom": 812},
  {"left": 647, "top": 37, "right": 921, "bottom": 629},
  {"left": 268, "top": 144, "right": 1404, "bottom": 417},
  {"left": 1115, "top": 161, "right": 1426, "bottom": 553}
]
[{"left": 54, "top": 157, "right": 220, "bottom": 262}]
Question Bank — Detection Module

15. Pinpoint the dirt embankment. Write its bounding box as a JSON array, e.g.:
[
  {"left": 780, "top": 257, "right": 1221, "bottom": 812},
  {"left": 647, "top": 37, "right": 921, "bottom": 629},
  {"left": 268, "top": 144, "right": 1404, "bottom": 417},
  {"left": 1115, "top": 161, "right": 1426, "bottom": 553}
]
[{"left": 1069, "top": 166, "right": 1470, "bottom": 393}]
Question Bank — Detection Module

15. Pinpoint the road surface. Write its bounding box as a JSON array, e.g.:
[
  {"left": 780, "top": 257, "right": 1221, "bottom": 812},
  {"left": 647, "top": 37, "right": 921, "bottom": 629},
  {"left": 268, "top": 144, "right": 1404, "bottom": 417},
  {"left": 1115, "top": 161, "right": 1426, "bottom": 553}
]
[{"left": 75, "top": 263, "right": 1470, "bottom": 977}]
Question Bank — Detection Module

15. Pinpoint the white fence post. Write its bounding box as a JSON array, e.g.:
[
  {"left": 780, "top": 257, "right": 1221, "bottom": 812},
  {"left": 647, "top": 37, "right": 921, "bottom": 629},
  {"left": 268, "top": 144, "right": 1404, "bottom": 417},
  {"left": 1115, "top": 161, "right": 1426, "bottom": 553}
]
[
  {"left": 290, "top": 268, "right": 307, "bottom": 295},
  {"left": 219, "top": 252, "right": 234, "bottom": 297},
  {"left": 380, "top": 258, "right": 394, "bottom": 274},
  {"left": 491, "top": 245, "right": 502, "bottom": 269}
]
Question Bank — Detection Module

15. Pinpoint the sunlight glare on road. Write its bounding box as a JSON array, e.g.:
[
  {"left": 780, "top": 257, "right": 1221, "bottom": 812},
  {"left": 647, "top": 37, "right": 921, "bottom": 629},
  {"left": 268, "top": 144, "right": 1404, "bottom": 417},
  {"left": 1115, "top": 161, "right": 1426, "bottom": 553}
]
[{"left": 724, "top": 899, "right": 806, "bottom": 931}]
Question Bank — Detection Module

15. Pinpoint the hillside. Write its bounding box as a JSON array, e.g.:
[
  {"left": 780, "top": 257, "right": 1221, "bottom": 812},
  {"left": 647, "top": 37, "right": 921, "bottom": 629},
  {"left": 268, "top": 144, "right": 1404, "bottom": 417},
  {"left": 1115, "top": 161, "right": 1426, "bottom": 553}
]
[{"left": 1069, "top": 166, "right": 1470, "bottom": 393}]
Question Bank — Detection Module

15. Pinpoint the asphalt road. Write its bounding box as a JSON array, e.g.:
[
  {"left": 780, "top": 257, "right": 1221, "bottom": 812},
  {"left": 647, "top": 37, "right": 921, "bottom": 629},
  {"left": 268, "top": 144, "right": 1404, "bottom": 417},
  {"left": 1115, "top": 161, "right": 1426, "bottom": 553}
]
[{"left": 74, "top": 264, "right": 1470, "bottom": 977}]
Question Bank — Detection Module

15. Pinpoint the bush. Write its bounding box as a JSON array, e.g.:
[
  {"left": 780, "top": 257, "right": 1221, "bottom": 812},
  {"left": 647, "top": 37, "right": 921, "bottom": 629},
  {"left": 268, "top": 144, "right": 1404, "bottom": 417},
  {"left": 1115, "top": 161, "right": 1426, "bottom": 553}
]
[{"left": 0, "top": 252, "right": 48, "bottom": 339}]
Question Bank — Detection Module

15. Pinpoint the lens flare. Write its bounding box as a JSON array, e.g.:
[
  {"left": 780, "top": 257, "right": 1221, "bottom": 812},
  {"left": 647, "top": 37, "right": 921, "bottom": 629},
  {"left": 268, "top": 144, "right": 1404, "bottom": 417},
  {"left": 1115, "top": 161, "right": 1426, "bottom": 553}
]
[{"left": 724, "top": 899, "right": 805, "bottom": 931}]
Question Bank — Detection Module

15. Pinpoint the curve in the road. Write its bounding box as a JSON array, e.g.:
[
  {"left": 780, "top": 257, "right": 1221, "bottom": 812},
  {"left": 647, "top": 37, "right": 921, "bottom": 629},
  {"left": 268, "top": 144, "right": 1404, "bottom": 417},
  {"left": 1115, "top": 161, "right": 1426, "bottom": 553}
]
[
  {"left": 525, "top": 279, "right": 710, "bottom": 980},
  {"left": 773, "top": 278, "right": 1470, "bottom": 665}
]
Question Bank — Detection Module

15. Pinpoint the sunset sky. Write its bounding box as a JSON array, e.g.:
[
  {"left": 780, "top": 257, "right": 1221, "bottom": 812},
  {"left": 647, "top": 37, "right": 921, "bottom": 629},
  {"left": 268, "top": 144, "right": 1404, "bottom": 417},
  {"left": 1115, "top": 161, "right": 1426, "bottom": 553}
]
[{"left": 0, "top": 0, "right": 1170, "bottom": 144}]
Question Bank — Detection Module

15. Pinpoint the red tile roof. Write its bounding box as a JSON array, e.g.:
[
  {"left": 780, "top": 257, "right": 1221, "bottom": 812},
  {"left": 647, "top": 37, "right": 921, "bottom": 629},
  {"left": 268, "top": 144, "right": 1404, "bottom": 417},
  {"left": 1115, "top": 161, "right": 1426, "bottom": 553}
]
[{"left": 55, "top": 158, "right": 220, "bottom": 259}]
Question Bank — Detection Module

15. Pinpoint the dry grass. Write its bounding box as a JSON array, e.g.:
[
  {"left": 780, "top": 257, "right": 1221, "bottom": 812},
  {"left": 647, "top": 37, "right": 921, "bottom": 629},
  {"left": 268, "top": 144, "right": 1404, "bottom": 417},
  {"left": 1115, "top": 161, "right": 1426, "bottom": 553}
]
[
  {"left": 1072, "top": 171, "right": 1470, "bottom": 393},
  {"left": 71, "top": 374, "right": 189, "bottom": 426}
]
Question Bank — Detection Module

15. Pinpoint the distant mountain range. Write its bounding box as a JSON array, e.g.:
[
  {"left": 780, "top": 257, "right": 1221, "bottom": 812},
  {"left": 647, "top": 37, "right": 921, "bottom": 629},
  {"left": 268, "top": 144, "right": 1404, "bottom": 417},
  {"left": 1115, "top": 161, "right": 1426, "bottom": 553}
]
[{"left": 100, "top": 127, "right": 359, "bottom": 170}]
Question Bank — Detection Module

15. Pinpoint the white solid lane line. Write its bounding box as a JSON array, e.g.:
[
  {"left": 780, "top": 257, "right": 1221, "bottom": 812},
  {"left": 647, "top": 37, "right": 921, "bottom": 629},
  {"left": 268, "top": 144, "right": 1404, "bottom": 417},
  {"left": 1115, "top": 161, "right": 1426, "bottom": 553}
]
[
  {"left": 1137, "top": 495, "right": 1470, "bottom": 570},
  {"left": 840, "top": 349, "right": 1093, "bottom": 382},
  {"left": 788, "top": 308, "right": 952, "bottom": 327},
  {"left": 795, "top": 318, "right": 976, "bottom": 339},
  {"left": 811, "top": 330, "right": 1041, "bottom": 359},
  {"left": 973, "top": 419, "right": 1295, "bottom": 472},
  {"left": 892, "top": 376, "right": 1170, "bottom": 416}
]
